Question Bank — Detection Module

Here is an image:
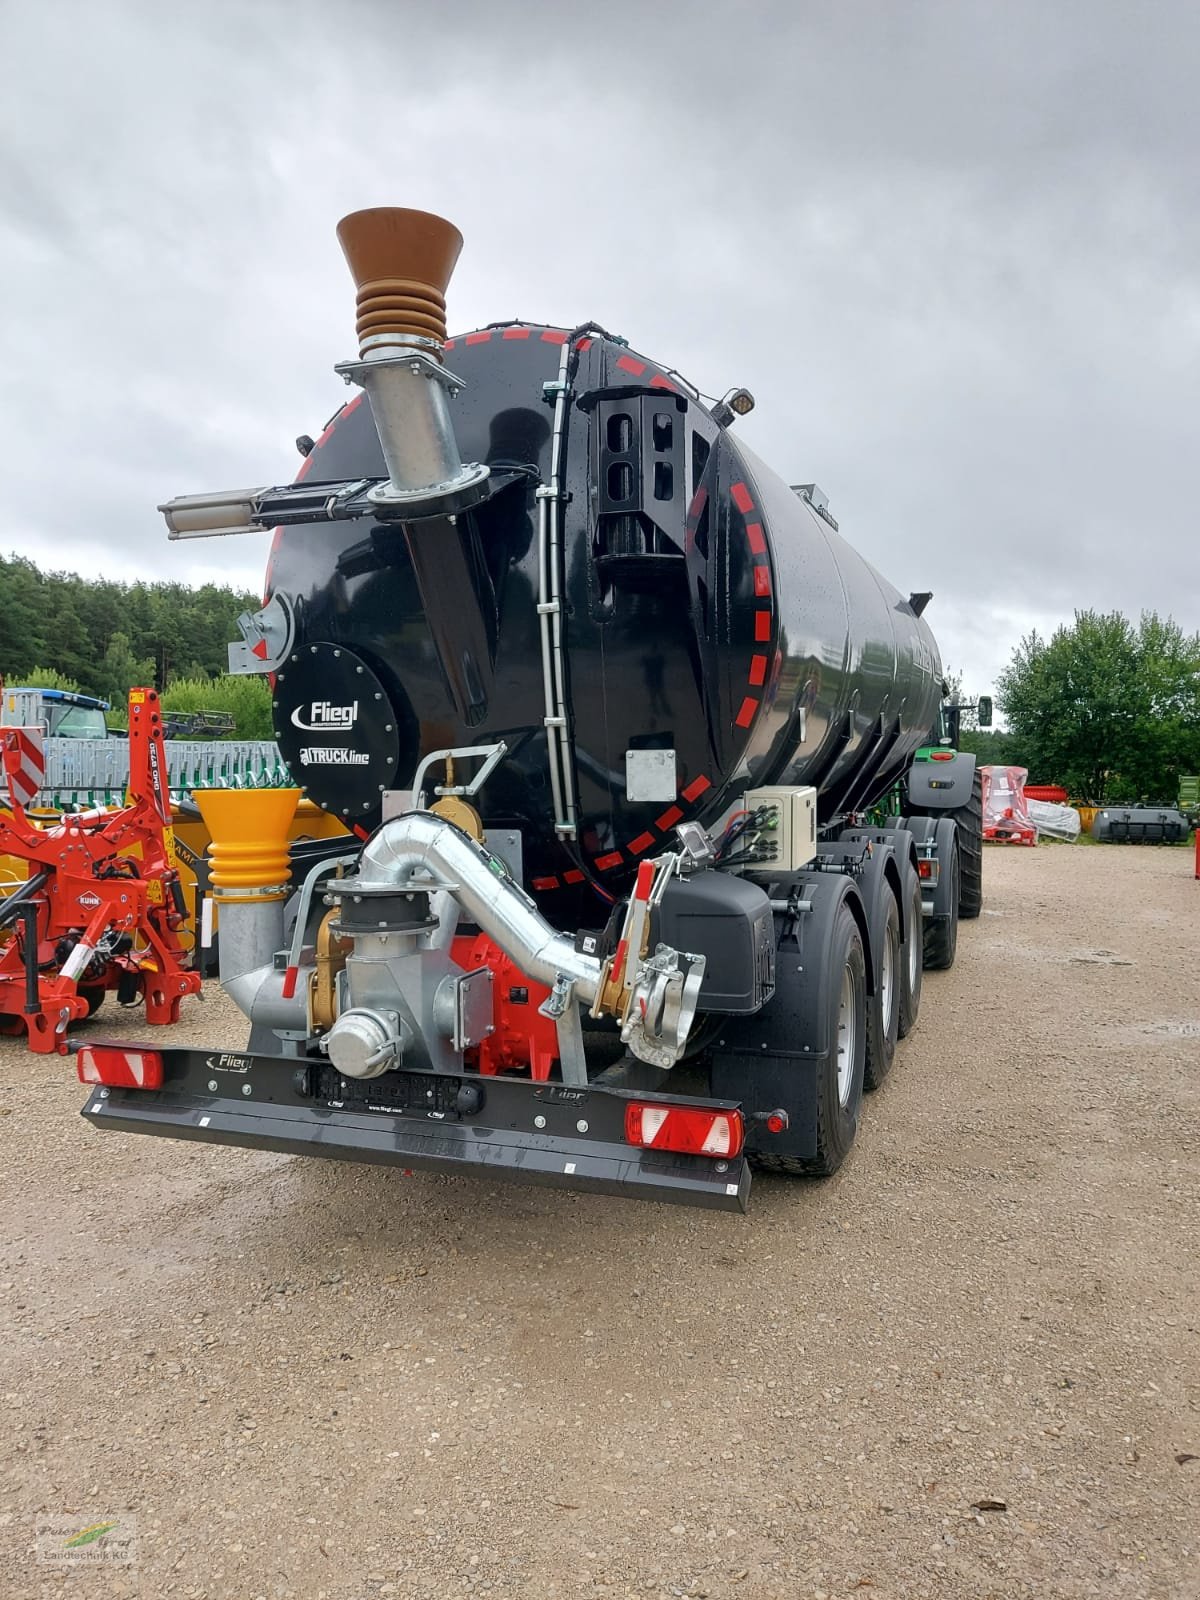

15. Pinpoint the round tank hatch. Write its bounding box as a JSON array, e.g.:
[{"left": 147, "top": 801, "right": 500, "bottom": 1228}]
[{"left": 273, "top": 643, "right": 401, "bottom": 821}]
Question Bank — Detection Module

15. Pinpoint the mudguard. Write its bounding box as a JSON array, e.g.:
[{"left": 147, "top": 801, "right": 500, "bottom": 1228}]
[
  {"left": 840, "top": 826, "right": 913, "bottom": 955},
  {"left": 901, "top": 814, "right": 959, "bottom": 920},
  {"left": 906, "top": 750, "right": 977, "bottom": 809},
  {"left": 709, "top": 871, "right": 866, "bottom": 1160}
]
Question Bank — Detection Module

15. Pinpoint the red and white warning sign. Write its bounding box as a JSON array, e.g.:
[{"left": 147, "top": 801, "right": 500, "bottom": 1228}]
[{"left": 2, "top": 728, "right": 45, "bottom": 808}]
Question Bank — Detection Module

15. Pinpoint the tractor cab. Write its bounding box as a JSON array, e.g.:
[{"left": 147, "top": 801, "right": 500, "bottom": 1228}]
[{"left": 1, "top": 687, "right": 110, "bottom": 740}]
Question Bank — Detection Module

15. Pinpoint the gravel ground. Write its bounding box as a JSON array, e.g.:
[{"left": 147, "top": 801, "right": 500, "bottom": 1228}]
[{"left": 1, "top": 843, "right": 1197, "bottom": 1600}]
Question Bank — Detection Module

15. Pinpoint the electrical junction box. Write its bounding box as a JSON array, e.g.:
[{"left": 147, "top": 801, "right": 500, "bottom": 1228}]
[{"left": 742, "top": 785, "right": 818, "bottom": 872}]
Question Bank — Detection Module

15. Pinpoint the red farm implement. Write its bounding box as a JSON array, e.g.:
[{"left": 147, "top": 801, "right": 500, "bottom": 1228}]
[
  {"left": 981, "top": 765, "right": 1038, "bottom": 846},
  {"left": 0, "top": 688, "right": 201, "bottom": 1052}
]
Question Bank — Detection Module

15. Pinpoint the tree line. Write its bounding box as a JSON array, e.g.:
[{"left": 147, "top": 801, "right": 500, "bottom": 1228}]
[
  {"left": 963, "top": 610, "right": 1200, "bottom": 807},
  {"left": 0, "top": 553, "right": 272, "bottom": 737},
  {"left": 0, "top": 553, "right": 259, "bottom": 692}
]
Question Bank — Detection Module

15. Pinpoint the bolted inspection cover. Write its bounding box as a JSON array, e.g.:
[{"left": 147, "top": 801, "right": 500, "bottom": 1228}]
[{"left": 273, "top": 642, "right": 400, "bottom": 820}]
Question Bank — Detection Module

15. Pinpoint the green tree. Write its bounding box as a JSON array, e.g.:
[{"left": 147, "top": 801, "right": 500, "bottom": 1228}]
[
  {"left": 160, "top": 674, "right": 274, "bottom": 740},
  {"left": 997, "top": 610, "right": 1200, "bottom": 804},
  {"left": 0, "top": 553, "right": 258, "bottom": 697},
  {"left": 98, "top": 631, "right": 157, "bottom": 711},
  {"left": 18, "top": 665, "right": 82, "bottom": 693}
]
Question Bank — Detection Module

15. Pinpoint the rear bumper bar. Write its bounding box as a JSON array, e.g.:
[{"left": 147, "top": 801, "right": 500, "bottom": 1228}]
[{"left": 79, "top": 1045, "right": 751, "bottom": 1213}]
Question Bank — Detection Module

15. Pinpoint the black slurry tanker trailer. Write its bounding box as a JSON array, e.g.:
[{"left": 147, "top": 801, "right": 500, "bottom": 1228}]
[{"left": 76, "top": 208, "right": 981, "bottom": 1212}]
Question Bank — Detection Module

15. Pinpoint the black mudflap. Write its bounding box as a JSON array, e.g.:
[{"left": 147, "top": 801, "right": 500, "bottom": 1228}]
[{"left": 707, "top": 872, "right": 866, "bottom": 1162}]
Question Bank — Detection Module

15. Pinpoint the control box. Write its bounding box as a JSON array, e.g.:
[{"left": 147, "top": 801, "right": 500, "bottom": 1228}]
[{"left": 742, "top": 785, "right": 818, "bottom": 872}]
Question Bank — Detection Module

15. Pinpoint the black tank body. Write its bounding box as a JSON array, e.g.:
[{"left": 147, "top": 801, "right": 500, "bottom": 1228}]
[{"left": 267, "top": 324, "right": 942, "bottom": 910}]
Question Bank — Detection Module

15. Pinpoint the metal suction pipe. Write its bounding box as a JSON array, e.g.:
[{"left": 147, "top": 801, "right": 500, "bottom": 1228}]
[
  {"left": 334, "top": 207, "right": 488, "bottom": 512},
  {"left": 352, "top": 811, "right": 602, "bottom": 1002}
]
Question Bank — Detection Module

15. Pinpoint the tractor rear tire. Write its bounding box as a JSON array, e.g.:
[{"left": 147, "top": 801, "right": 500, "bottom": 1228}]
[
  {"left": 952, "top": 771, "right": 984, "bottom": 919},
  {"left": 923, "top": 840, "right": 959, "bottom": 971}
]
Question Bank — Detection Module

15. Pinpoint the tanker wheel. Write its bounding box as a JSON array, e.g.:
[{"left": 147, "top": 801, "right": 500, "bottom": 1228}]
[
  {"left": 752, "top": 899, "right": 866, "bottom": 1178},
  {"left": 897, "top": 870, "right": 924, "bottom": 1039},
  {"left": 864, "top": 890, "right": 900, "bottom": 1091},
  {"left": 923, "top": 840, "right": 959, "bottom": 971},
  {"left": 951, "top": 771, "right": 984, "bottom": 919}
]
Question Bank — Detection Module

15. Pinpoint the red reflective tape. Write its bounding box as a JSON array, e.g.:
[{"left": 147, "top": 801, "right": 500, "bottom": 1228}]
[
  {"left": 628, "top": 831, "right": 656, "bottom": 855},
  {"left": 748, "top": 654, "right": 767, "bottom": 686},
  {"left": 281, "top": 967, "right": 298, "bottom": 1000},
  {"left": 745, "top": 521, "right": 766, "bottom": 554},
  {"left": 443, "top": 339, "right": 456, "bottom": 350},
  {"left": 617, "top": 354, "right": 646, "bottom": 376},
  {"left": 343, "top": 392, "right": 364, "bottom": 418},
  {"left": 466, "top": 330, "right": 492, "bottom": 345},
  {"left": 575, "top": 336, "right": 593, "bottom": 352},
  {"left": 502, "top": 326, "right": 531, "bottom": 339},
  {"left": 531, "top": 875, "right": 560, "bottom": 891},
  {"left": 753, "top": 566, "right": 771, "bottom": 597},
  {"left": 563, "top": 868, "right": 585, "bottom": 884},
  {"left": 649, "top": 373, "right": 678, "bottom": 391},
  {"left": 681, "top": 776, "right": 711, "bottom": 803},
  {"left": 294, "top": 454, "right": 313, "bottom": 482},
  {"left": 656, "top": 805, "right": 684, "bottom": 830},
  {"left": 736, "top": 697, "right": 759, "bottom": 728},
  {"left": 594, "top": 850, "right": 623, "bottom": 870},
  {"left": 731, "top": 482, "right": 754, "bottom": 513},
  {"left": 353, "top": 824, "right": 370, "bottom": 841},
  {"left": 754, "top": 610, "right": 772, "bottom": 642},
  {"left": 541, "top": 328, "right": 568, "bottom": 344}
]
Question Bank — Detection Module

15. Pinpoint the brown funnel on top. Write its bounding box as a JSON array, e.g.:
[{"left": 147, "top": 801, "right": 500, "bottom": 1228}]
[{"left": 337, "top": 207, "right": 463, "bottom": 355}]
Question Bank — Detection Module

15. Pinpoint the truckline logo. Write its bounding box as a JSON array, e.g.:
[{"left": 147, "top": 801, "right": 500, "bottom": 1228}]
[
  {"left": 300, "top": 748, "right": 370, "bottom": 766},
  {"left": 290, "top": 700, "right": 358, "bottom": 732}
]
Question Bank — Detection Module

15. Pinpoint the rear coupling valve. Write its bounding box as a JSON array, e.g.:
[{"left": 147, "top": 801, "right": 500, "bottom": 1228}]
[{"left": 322, "top": 1007, "right": 407, "bottom": 1080}]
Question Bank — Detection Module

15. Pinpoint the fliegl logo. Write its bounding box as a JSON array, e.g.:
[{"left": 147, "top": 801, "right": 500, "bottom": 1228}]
[{"left": 290, "top": 700, "right": 359, "bottom": 733}]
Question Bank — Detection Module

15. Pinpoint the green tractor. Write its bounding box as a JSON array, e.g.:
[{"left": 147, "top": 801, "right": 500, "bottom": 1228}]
[{"left": 881, "top": 692, "right": 992, "bottom": 970}]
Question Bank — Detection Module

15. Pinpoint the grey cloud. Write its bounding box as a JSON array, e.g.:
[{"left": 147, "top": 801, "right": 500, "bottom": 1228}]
[{"left": 2, "top": 0, "right": 1198, "bottom": 695}]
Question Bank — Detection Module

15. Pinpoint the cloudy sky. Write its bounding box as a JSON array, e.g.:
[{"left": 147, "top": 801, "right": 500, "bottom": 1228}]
[{"left": 2, "top": 0, "right": 1197, "bottom": 697}]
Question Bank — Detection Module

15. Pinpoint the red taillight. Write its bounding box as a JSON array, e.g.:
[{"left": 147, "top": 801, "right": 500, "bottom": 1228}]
[
  {"left": 930, "top": 750, "right": 955, "bottom": 761},
  {"left": 918, "top": 859, "right": 933, "bottom": 879},
  {"left": 624, "top": 1102, "right": 744, "bottom": 1158},
  {"left": 76, "top": 1046, "right": 164, "bottom": 1090}
]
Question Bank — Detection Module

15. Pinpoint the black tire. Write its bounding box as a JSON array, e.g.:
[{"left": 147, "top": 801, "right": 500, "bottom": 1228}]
[
  {"left": 923, "top": 840, "right": 959, "bottom": 970},
  {"left": 752, "top": 899, "right": 867, "bottom": 1178},
  {"left": 953, "top": 771, "right": 984, "bottom": 919},
  {"left": 897, "top": 870, "right": 924, "bottom": 1039},
  {"left": 864, "top": 890, "right": 900, "bottom": 1091},
  {"left": 79, "top": 985, "right": 106, "bottom": 1018}
]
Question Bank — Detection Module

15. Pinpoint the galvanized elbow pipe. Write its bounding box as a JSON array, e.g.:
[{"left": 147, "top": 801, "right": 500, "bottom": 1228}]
[{"left": 354, "top": 811, "right": 602, "bottom": 1002}]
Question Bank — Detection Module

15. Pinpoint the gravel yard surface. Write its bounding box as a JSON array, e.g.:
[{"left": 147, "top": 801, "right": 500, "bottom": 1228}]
[{"left": 1, "top": 843, "right": 1197, "bottom": 1599}]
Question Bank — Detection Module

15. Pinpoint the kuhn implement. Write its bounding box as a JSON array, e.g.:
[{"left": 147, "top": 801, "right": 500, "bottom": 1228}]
[{"left": 0, "top": 688, "right": 200, "bottom": 1051}]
